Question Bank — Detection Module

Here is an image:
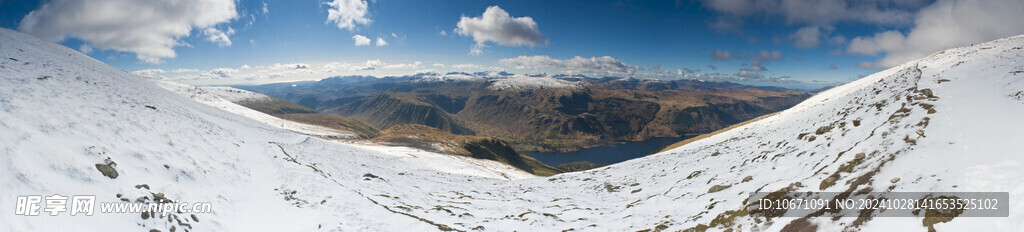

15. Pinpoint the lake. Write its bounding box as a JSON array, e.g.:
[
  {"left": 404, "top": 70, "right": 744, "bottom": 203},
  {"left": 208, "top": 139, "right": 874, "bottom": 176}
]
[{"left": 524, "top": 137, "right": 688, "bottom": 167}]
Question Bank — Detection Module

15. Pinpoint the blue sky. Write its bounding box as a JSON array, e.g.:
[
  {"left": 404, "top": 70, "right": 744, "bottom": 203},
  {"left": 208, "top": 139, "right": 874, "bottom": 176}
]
[{"left": 3, "top": 0, "right": 1024, "bottom": 89}]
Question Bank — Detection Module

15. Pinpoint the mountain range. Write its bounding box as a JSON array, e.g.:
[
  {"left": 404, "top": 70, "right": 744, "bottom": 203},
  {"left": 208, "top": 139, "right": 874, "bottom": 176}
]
[{"left": 238, "top": 72, "right": 810, "bottom": 152}]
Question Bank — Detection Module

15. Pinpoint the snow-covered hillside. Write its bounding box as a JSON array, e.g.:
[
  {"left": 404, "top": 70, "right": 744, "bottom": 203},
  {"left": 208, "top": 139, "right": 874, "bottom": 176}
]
[
  {"left": 487, "top": 76, "right": 586, "bottom": 91},
  {"left": 3, "top": 27, "right": 1023, "bottom": 232},
  {"left": 196, "top": 86, "right": 271, "bottom": 103},
  {"left": 0, "top": 28, "right": 531, "bottom": 231},
  {"left": 155, "top": 83, "right": 358, "bottom": 139}
]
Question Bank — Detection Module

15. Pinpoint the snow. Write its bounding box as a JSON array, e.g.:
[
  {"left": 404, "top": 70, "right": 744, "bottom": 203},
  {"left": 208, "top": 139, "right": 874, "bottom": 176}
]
[
  {"left": 196, "top": 86, "right": 270, "bottom": 103},
  {"left": 154, "top": 82, "right": 358, "bottom": 139},
  {"left": 412, "top": 72, "right": 484, "bottom": 83},
  {"left": 487, "top": 76, "right": 586, "bottom": 91},
  {"left": 412, "top": 72, "right": 587, "bottom": 91},
  {"left": 0, "top": 28, "right": 531, "bottom": 231},
  {"left": 2, "top": 27, "right": 1024, "bottom": 231}
]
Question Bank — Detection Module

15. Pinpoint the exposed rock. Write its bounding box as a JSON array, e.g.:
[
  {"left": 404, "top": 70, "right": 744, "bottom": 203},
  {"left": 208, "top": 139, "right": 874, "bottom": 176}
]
[
  {"left": 820, "top": 175, "right": 839, "bottom": 190},
  {"left": 742, "top": 176, "right": 753, "bottom": 182},
  {"left": 855, "top": 153, "right": 866, "bottom": 160},
  {"left": 94, "top": 163, "right": 118, "bottom": 179},
  {"left": 708, "top": 184, "right": 732, "bottom": 193},
  {"left": 890, "top": 177, "right": 901, "bottom": 183},
  {"left": 135, "top": 184, "right": 150, "bottom": 190},
  {"left": 815, "top": 125, "right": 833, "bottom": 135},
  {"left": 152, "top": 192, "right": 168, "bottom": 203},
  {"left": 920, "top": 88, "right": 935, "bottom": 98}
]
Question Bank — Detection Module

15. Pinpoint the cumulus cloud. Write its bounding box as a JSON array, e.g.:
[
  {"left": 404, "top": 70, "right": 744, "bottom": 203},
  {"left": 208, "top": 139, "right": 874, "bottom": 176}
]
[
  {"left": 735, "top": 70, "right": 764, "bottom": 79},
  {"left": 131, "top": 69, "right": 165, "bottom": 77},
  {"left": 375, "top": 37, "right": 388, "bottom": 46},
  {"left": 142, "top": 59, "right": 439, "bottom": 85},
  {"left": 711, "top": 49, "right": 782, "bottom": 63},
  {"left": 18, "top": 0, "right": 238, "bottom": 64},
  {"left": 208, "top": 67, "right": 239, "bottom": 77},
  {"left": 324, "top": 0, "right": 370, "bottom": 31},
  {"left": 171, "top": 68, "right": 200, "bottom": 73},
  {"left": 456, "top": 6, "right": 546, "bottom": 55},
  {"left": 752, "top": 50, "right": 783, "bottom": 62},
  {"left": 383, "top": 61, "right": 421, "bottom": 69},
  {"left": 320, "top": 59, "right": 384, "bottom": 72},
  {"left": 203, "top": 27, "right": 235, "bottom": 47},
  {"left": 700, "top": 0, "right": 922, "bottom": 27},
  {"left": 352, "top": 34, "right": 371, "bottom": 46},
  {"left": 499, "top": 55, "right": 635, "bottom": 76},
  {"left": 699, "top": 0, "right": 930, "bottom": 52},
  {"left": 79, "top": 44, "right": 93, "bottom": 53},
  {"left": 711, "top": 49, "right": 736, "bottom": 61},
  {"left": 848, "top": 0, "right": 1024, "bottom": 68},
  {"left": 791, "top": 26, "right": 821, "bottom": 49},
  {"left": 264, "top": 63, "right": 310, "bottom": 70}
]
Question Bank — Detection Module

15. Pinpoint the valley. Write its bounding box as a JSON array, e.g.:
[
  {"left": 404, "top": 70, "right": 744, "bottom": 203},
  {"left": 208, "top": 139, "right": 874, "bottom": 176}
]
[{"left": 237, "top": 74, "right": 810, "bottom": 154}]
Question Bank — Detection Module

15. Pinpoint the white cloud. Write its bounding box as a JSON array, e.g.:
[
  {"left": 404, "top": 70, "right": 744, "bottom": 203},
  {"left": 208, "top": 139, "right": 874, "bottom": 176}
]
[
  {"left": 383, "top": 61, "right": 421, "bottom": 69},
  {"left": 713, "top": 49, "right": 782, "bottom": 62},
  {"left": 735, "top": 70, "right": 764, "bottom": 79},
  {"left": 325, "top": 0, "right": 370, "bottom": 31},
  {"left": 352, "top": 34, "right": 370, "bottom": 46},
  {"left": 267, "top": 63, "right": 310, "bottom": 70},
  {"left": 791, "top": 26, "right": 821, "bottom": 49},
  {"left": 131, "top": 69, "right": 165, "bottom": 77},
  {"left": 375, "top": 37, "right": 388, "bottom": 46},
  {"left": 711, "top": 49, "right": 735, "bottom": 61},
  {"left": 262, "top": 2, "right": 269, "bottom": 14},
  {"left": 500, "top": 55, "right": 635, "bottom": 76},
  {"left": 700, "top": 0, "right": 921, "bottom": 27},
  {"left": 456, "top": 6, "right": 546, "bottom": 55},
  {"left": 450, "top": 63, "right": 483, "bottom": 70},
  {"left": 79, "top": 44, "right": 93, "bottom": 53},
  {"left": 208, "top": 67, "right": 239, "bottom": 78},
  {"left": 203, "top": 27, "right": 235, "bottom": 47},
  {"left": 18, "top": 0, "right": 238, "bottom": 64},
  {"left": 171, "top": 68, "right": 200, "bottom": 73},
  {"left": 848, "top": 0, "right": 1024, "bottom": 68},
  {"left": 320, "top": 59, "right": 383, "bottom": 72},
  {"left": 752, "top": 50, "right": 783, "bottom": 62}
]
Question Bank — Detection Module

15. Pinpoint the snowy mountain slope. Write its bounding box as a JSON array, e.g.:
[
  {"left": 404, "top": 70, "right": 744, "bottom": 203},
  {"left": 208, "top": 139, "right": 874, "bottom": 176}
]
[
  {"left": 412, "top": 72, "right": 485, "bottom": 83},
  {"left": 311, "top": 36, "right": 1024, "bottom": 231},
  {"left": 486, "top": 76, "right": 586, "bottom": 91},
  {"left": 154, "top": 82, "right": 358, "bottom": 139},
  {"left": 198, "top": 86, "right": 272, "bottom": 103},
  {"left": 0, "top": 28, "right": 532, "bottom": 231},
  {"left": 3, "top": 27, "right": 1024, "bottom": 232}
]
